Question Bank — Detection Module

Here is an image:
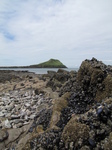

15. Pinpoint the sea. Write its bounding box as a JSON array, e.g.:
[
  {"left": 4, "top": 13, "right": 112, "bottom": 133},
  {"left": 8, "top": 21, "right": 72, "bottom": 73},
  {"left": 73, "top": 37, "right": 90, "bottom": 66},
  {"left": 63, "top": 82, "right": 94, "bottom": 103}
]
[{"left": 0, "top": 68, "right": 79, "bottom": 74}]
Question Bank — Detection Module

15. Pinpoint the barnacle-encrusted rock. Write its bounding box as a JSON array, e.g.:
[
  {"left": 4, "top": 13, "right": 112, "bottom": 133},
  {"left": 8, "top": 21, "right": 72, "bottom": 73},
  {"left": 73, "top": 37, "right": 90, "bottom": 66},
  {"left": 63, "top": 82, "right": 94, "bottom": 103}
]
[
  {"left": 62, "top": 117, "right": 90, "bottom": 148},
  {"left": 104, "top": 132, "right": 112, "bottom": 150},
  {"left": 50, "top": 92, "right": 70, "bottom": 128}
]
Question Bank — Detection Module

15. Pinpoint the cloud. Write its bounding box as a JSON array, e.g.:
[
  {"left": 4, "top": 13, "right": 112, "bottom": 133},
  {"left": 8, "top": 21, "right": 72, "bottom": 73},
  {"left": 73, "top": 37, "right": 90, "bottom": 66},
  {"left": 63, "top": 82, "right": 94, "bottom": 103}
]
[{"left": 0, "top": 0, "right": 112, "bottom": 67}]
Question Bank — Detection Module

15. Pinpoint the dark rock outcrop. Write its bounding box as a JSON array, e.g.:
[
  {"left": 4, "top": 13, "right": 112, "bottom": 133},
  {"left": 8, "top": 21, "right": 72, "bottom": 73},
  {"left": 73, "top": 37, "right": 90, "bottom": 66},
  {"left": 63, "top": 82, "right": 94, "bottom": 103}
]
[{"left": 1, "top": 58, "right": 112, "bottom": 150}]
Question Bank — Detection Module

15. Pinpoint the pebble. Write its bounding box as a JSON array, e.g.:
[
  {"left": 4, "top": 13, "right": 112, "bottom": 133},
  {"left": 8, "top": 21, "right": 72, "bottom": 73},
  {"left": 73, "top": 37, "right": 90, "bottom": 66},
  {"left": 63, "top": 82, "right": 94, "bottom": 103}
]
[
  {"left": 0, "top": 89, "right": 52, "bottom": 129},
  {"left": 97, "top": 106, "right": 103, "bottom": 115},
  {"left": 0, "top": 112, "right": 4, "bottom": 117},
  {"left": 2, "top": 119, "right": 11, "bottom": 128},
  {"left": 88, "top": 138, "right": 96, "bottom": 147}
]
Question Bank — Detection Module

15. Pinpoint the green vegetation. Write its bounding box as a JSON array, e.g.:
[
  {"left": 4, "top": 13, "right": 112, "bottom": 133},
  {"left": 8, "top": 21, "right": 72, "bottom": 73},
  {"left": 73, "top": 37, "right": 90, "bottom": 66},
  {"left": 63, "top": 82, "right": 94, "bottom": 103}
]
[
  {"left": 0, "top": 59, "right": 67, "bottom": 68},
  {"left": 29, "top": 59, "right": 67, "bottom": 68}
]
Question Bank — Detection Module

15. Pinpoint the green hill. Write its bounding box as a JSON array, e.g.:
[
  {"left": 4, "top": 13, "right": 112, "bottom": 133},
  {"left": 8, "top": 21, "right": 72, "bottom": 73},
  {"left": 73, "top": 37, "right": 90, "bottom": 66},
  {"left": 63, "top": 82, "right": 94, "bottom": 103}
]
[{"left": 29, "top": 59, "right": 67, "bottom": 68}]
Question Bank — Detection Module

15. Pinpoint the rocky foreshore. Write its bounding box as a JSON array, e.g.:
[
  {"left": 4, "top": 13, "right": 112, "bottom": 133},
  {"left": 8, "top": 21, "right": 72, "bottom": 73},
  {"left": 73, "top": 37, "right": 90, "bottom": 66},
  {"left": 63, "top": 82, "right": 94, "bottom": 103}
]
[{"left": 0, "top": 58, "right": 112, "bottom": 150}]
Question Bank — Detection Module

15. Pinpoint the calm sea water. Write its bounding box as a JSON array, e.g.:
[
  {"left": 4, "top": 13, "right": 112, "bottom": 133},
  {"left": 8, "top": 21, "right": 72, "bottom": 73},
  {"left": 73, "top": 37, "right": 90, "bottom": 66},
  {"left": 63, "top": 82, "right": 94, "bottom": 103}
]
[{"left": 0, "top": 68, "right": 79, "bottom": 74}]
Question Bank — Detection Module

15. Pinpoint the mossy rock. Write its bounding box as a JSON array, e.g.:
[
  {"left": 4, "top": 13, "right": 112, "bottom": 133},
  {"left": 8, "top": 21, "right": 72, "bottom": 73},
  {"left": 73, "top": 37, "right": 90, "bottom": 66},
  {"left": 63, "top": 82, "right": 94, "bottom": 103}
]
[
  {"left": 96, "top": 75, "right": 112, "bottom": 101},
  {"left": 62, "top": 117, "right": 90, "bottom": 148},
  {"left": 77, "top": 61, "right": 92, "bottom": 83},
  {"left": 77, "top": 59, "right": 112, "bottom": 102},
  {"left": 50, "top": 92, "right": 70, "bottom": 128},
  {"left": 77, "top": 60, "right": 105, "bottom": 85}
]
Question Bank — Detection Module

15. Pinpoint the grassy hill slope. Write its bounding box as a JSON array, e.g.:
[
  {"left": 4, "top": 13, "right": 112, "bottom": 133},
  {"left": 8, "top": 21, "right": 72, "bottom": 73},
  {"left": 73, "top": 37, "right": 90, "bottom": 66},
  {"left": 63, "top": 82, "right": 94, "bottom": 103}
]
[{"left": 29, "top": 59, "right": 67, "bottom": 68}]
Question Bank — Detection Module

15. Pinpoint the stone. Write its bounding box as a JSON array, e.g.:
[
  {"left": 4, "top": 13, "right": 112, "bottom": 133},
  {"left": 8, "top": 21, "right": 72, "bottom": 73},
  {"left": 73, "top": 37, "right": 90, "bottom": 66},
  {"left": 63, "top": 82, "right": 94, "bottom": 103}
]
[
  {"left": 0, "top": 130, "right": 9, "bottom": 142},
  {"left": 0, "top": 112, "right": 4, "bottom": 117},
  {"left": 80, "top": 146, "right": 90, "bottom": 150},
  {"left": 69, "top": 142, "right": 74, "bottom": 150},
  {"left": 0, "top": 142, "right": 5, "bottom": 150},
  {"left": 104, "top": 132, "right": 112, "bottom": 150},
  {"left": 16, "top": 123, "right": 23, "bottom": 128},
  {"left": 0, "top": 59, "right": 112, "bottom": 150},
  {"left": 4, "top": 128, "right": 24, "bottom": 145},
  {"left": 29, "top": 114, "right": 36, "bottom": 120},
  {"left": 88, "top": 138, "right": 96, "bottom": 147},
  {"left": 25, "top": 103, "right": 30, "bottom": 107},
  {"left": 11, "top": 115, "right": 20, "bottom": 119},
  {"left": 5, "top": 113, "right": 11, "bottom": 118},
  {"left": 2, "top": 119, "right": 11, "bottom": 128},
  {"left": 15, "top": 104, "right": 21, "bottom": 111},
  {"left": 24, "top": 92, "right": 29, "bottom": 97},
  {"left": 62, "top": 117, "right": 90, "bottom": 148},
  {"left": 97, "top": 106, "right": 103, "bottom": 115}
]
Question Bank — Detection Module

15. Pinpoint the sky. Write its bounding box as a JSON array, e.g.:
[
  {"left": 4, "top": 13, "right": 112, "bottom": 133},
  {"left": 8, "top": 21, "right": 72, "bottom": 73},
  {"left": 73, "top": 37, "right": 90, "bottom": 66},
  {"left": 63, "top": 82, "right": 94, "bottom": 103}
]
[{"left": 0, "top": 0, "right": 112, "bottom": 67}]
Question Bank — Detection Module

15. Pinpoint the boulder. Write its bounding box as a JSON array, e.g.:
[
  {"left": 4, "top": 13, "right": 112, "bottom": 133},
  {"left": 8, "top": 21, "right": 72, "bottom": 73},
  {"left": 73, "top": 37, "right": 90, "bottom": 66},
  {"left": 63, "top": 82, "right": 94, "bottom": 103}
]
[
  {"left": 47, "top": 70, "right": 56, "bottom": 78},
  {"left": 77, "top": 58, "right": 112, "bottom": 101},
  {"left": 62, "top": 117, "right": 90, "bottom": 149}
]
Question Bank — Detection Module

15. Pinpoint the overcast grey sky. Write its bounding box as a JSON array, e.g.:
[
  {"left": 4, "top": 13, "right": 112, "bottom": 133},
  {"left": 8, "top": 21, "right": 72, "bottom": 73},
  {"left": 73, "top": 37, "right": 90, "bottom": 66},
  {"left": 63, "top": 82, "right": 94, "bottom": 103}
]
[{"left": 0, "top": 0, "right": 112, "bottom": 67}]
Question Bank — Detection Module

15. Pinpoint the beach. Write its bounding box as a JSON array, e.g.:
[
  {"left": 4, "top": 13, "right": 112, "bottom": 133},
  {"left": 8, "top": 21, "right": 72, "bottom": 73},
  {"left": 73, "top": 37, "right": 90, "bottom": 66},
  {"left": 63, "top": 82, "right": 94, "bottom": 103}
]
[{"left": 0, "top": 58, "right": 112, "bottom": 150}]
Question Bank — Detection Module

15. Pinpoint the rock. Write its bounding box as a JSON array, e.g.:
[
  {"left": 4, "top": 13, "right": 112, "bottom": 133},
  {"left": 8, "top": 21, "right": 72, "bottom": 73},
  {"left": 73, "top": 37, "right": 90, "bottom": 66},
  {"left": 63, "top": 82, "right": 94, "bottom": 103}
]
[
  {"left": 26, "top": 110, "right": 31, "bottom": 116},
  {"left": 25, "top": 103, "right": 30, "bottom": 107},
  {"left": 80, "top": 146, "right": 90, "bottom": 150},
  {"left": 0, "top": 130, "right": 9, "bottom": 142},
  {"left": 96, "top": 74, "right": 112, "bottom": 101},
  {"left": 62, "top": 117, "right": 90, "bottom": 148},
  {"left": 46, "top": 69, "right": 71, "bottom": 91},
  {"left": 11, "top": 115, "right": 20, "bottom": 119},
  {"left": 0, "top": 59, "right": 112, "bottom": 150},
  {"left": 16, "top": 134, "right": 31, "bottom": 150},
  {"left": 37, "top": 98, "right": 43, "bottom": 105},
  {"left": 36, "top": 109, "right": 52, "bottom": 130},
  {"left": 24, "top": 92, "right": 29, "bottom": 97},
  {"left": 4, "top": 128, "right": 24, "bottom": 145},
  {"left": 88, "top": 138, "right": 96, "bottom": 147},
  {"left": 0, "top": 142, "right": 5, "bottom": 150},
  {"left": 57, "top": 68, "right": 68, "bottom": 74},
  {"left": 16, "top": 123, "right": 23, "bottom": 128},
  {"left": 104, "top": 132, "right": 112, "bottom": 150},
  {"left": 28, "top": 129, "right": 61, "bottom": 149},
  {"left": 2, "top": 119, "right": 11, "bottom": 128},
  {"left": 97, "top": 106, "right": 103, "bottom": 115},
  {"left": 0, "top": 112, "right": 4, "bottom": 117},
  {"left": 35, "top": 89, "right": 39, "bottom": 95},
  {"left": 47, "top": 71, "right": 56, "bottom": 77},
  {"left": 29, "top": 114, "right": 36, "bottom": 120},
  {"left": 5, "top": 113, "right": 11, "bottom": 118},
  {"left": 69, "top": 142, "right": 74, "bottom": 150},
  {"left": 50, "top": 93, "right": 70, "bottom": 128},
  {"left": 15, "top": 104, "right": 21, "bottom": 111}
]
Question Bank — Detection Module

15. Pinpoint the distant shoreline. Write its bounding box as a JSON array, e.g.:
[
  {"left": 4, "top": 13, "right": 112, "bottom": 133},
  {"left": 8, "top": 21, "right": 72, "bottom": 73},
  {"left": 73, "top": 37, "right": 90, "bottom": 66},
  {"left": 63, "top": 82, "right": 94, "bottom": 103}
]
[
  {"left": 0, "top": 66, "right": 67, "bottom": 68},
  {"left": 0, "top": 67, "right": 79, "bottom": 74}
]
